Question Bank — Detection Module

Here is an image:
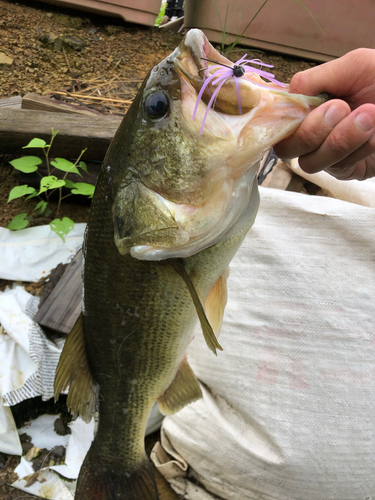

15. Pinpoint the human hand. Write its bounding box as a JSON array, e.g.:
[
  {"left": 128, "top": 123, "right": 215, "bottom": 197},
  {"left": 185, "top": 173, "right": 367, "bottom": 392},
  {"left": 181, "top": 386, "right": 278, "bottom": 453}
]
[{"left": 274, "top": 48, "right": 375, "bottom": 180}]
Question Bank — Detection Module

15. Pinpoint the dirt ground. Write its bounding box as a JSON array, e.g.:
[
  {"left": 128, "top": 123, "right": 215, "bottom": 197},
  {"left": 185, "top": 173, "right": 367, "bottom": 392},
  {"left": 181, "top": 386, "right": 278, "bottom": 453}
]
[
  {"left": 0, "top": 0, "right": 318, "bottom": 228},
  {"left": 0, "top": 0, "right": 320, "bottom": 498}
]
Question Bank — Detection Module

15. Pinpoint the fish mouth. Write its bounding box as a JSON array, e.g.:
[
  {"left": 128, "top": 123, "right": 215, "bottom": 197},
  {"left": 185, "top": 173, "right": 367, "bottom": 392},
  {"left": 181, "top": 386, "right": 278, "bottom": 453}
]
[
  {"left": 175, "top": 29, "right": 262, "bottom": 115},
  {"left": 115, "top": 30, "right": 327, "bottom": 262},
  {"left": 174, "top": 29, "right": 325, "bottom": 125},
  {"left": 172, "top": 29, "right": 326, "bottom": 176},
  {"left": 177, "top": 28, "right": 287, "bottom": 92}
]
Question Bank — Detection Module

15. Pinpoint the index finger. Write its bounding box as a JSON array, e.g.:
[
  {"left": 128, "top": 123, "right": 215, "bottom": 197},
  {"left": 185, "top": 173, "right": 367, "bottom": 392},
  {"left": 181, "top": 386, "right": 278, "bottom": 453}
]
[
  {"left": 288, "top": 48, "right": 375, "bottom": 103},
  {"left": 289, "top": 59, "right": 354, "bottom": 98}
]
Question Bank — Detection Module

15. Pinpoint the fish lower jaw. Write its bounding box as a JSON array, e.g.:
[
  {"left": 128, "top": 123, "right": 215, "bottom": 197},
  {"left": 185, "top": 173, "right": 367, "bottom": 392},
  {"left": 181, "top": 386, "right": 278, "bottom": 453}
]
[{"left": 130, "top": 169, "right": 257, "bottom": 261}]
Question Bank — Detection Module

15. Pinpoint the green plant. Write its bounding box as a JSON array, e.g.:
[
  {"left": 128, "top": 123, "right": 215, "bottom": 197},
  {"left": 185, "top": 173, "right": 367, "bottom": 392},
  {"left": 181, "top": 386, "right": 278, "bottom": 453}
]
[
  {"left": 154, "top": 0, "right": 167, "bottom": 26},
  {"left": 7, "top": 129, "right": 95, "bottom": 242},
  {"left": 212, "top": 0, "right": 324, "bottom": 56}
]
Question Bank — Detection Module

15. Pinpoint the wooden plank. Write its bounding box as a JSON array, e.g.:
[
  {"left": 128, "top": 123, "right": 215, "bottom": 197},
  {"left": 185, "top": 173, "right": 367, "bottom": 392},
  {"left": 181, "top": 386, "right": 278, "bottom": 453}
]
[
  {"left": 0, "top": 96, "right": 22, "bottom": 109},
  {"left": 22, "top": 93, "right": 104, "bottom": 116},
  {"left": 0, "top": 108, "right": 122, "bottom": 160},
  {"left": 34, "top": 250, "right": 83, "bottom": 334}
]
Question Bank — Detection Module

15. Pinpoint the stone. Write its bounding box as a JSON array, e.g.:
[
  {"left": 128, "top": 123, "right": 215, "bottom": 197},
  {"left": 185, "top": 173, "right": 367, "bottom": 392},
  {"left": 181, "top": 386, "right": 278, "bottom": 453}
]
[
  {"left": 19, "top": 432, "right": 32, "bottom": 443},
  {"left": 0, "top": 53, "right": 13, "bottom": 66},
  {"left": 105, "top": 25, "right": 124, "bottom": 35},
  {"left": 50, "top": 445, "right": 65, "bottom": 459},
  {"left": 25, "top": 446, "right": 41, "bottom": 461},
  {"left": 54, "top": 13, "right": 82, "bottom": 29},
  {"left": 63, "top": 36, "right": 87, "bottom": 51},
  {"left": 47, "top": 32, "right": 59, "bottom": 44},
  {"left": 21, "top": 442, "right": 34, "bottom": 454},
  {"left": 54, "top": 417, "right": 71, "bottom": 436}
]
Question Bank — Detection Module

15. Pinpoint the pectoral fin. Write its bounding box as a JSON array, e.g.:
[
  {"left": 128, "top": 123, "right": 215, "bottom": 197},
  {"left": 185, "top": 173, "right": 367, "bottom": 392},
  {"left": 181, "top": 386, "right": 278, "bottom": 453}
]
[
  {"left": 204, "top": 268, "right": 229, "bottom": 336},
  {"left": 54, "top": 313, "right": 97, "bottom": 422},
  {"left": 171, "top": 258, "right": 223, "bottom": 355},
  {"left": 158, "top": 358, "right": 202, "bottom": 415}
]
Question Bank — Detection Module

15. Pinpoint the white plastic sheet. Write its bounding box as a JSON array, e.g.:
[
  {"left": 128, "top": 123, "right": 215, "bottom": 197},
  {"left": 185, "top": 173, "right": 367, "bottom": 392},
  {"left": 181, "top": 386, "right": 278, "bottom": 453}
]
[
  {"left": 0, "top": 223, "right": 86, "bottom": 282},
  {"left": 155, "top": 186, "right": 375, "bottom": 500},
  {"left": 0, "top": 396, "right": 22, "bottom": 455},
  {"left": 12, "top": 466, "right": 74, "bottom": 500},
  {"left": 288, "top": 158, "right": 375, "bottom": 208},
  {"left": 13, "top": 415, "right": 95, "bottom": 499},
  {"left": 0, "top": 287, "right": 61, "bottom": 409}
]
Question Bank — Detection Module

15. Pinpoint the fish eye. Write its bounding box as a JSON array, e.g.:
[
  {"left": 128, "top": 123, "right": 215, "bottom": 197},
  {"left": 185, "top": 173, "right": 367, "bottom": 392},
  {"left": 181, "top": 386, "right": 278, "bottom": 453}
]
[{"left": 145, "top": 92, "right": 169, "bottom": 120}]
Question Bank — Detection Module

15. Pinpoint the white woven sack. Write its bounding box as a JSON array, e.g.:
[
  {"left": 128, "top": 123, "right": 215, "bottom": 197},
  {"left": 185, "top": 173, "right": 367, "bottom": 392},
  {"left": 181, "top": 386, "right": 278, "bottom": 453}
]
[{"left": 154, "top": 186, "right": 375, "bottom": 500}]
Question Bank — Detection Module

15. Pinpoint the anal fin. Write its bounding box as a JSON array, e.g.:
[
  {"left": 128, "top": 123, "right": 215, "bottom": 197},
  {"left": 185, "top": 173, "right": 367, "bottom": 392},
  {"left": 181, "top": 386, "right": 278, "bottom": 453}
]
[
  {"left": 158, "top": 358, "right": 202, "bottom": 415},
  {"left": 204, "top": 268, "right": 229, "bottom": 336},
  {"left": 54, "top": 312, "right": 97, "bottom": 422}
]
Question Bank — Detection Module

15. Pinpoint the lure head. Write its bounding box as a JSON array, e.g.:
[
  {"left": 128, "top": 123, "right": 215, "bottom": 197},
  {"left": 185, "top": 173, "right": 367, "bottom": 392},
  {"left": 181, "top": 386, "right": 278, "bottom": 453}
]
[{"left": 105, "top": 29, "right": 326, "bottom": 261}]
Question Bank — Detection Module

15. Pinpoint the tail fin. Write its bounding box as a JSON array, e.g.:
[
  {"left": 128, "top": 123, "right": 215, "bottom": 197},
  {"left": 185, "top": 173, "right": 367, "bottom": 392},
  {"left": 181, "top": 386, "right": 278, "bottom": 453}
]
[{"left": 76, "top": 445, "right": 159, "bottom": 500}]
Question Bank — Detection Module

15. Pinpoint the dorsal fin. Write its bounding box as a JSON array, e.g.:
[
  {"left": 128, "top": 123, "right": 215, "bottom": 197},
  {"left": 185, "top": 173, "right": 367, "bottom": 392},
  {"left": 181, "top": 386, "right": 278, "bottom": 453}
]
[
  {"left": 170, "top": 258, "right": 223, "bottom": 355},
  {"left": 204, "top": 268, "right": 229, "bottom": 336},
  {"left": 54, "top": 313, "right": 97, "bottom": 422},
  {"left": 158, "top": 357, "right": 202, "bottom": 415}
]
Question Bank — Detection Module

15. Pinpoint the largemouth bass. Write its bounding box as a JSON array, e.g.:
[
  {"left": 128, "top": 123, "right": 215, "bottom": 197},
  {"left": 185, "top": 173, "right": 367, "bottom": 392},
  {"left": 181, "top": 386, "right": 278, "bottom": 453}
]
[{"left": 55, "top": 29, "right": 325, "bottom": 499}]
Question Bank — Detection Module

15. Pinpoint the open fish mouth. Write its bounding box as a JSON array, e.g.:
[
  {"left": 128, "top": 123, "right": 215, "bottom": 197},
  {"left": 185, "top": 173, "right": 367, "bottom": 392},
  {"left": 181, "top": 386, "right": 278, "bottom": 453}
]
[
  {"left": 112, "top": 29, "right": 327, "bottom": 261},
  {"left": 174, "top": 29, "right": 324, "bottom": 122},
  {"left": 176, "top": 30, "right": 266, "bottom": 115},
  {"left": 171, "top": 29, "right": 326, "bottom": 176}
]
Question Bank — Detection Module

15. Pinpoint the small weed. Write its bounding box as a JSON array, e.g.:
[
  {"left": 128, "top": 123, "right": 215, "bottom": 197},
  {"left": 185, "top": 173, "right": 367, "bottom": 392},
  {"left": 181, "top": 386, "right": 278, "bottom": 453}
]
[
  {"left": 7, "top": 129, "right": 95, "bottom": 242},
  {"left": 155, "top": 0, "right": 167, "bottom": 26}
]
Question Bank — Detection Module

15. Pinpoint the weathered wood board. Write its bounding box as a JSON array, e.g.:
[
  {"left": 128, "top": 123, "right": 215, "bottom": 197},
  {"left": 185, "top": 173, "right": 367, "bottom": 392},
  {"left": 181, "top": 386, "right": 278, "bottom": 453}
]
[
  {"left": 0, "top": 108, "right": 122, "bottom": 159},
  {"left": 34, "top": 250, "right": 83, "bottom": 334},
  {"left": 22, "top": 93, "right": 104, "bottom": 116},
  {"left": 0, "top": 95, "right": 22, "bottom": 109}
]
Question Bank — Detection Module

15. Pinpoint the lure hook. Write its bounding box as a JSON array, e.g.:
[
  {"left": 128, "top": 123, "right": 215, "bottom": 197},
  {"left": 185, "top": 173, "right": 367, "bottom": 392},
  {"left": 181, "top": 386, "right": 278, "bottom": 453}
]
[{"left": 198, "top": 57, "right": 245, "bottom": 78}]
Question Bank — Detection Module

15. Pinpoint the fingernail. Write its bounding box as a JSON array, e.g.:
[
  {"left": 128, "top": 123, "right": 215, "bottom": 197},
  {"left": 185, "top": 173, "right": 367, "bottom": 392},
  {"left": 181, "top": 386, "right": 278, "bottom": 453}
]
[
  {"left": 355, "top": 112, "right": 374, "bottom": 132},
  {"left": 324, "top": 105, "right": 347, "bottom": 128}
]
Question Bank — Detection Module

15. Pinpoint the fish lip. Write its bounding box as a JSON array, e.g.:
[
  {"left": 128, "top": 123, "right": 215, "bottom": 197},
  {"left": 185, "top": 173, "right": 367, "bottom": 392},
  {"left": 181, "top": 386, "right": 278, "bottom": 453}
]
[{"left": 176, "top": 28, "right": 235, "bottom": 80}]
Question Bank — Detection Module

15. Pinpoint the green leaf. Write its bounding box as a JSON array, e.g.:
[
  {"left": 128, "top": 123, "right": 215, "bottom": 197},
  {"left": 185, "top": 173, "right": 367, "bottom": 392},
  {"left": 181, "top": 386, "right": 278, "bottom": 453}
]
[
  {"left": 26, "top": 190, "right": 38, "bottom": 200},
  {"left": 7, "top": 213, "right": 29, "bottom": 230},
  {"left": 51, "top": 158, "right": 80, "bottom": 175},
  {"left": 50, "top": 217, "right": 74, "bottom": 242},
  {"left": 39, "top": 175, "right": 65, "bottom": 194},
  {"left": 45, "top": 209, "right": 53, "bottom": 218},
  {"left": 51, "top": 128, "right": 59, "bottom": 139},
  {"left": 9, "top": 156, "right": 42, "bottom": 173},
  {"left": 71, "top": 182, "right": 95, "bottom": 198},
  {"left": 35, "top": 200, "right": 48, "bottom": 214},
  {"left": 64, "top": 179, "right": 75, "bottom": 189},
  {"left": 78, "top": 161, "right": 88, "bottom": 173},
  {"left": 8, "top": 185, "right": 36, "bottom": 202},
  {"left": 22, "top": 138, "right": 47, "bottom": 149}
]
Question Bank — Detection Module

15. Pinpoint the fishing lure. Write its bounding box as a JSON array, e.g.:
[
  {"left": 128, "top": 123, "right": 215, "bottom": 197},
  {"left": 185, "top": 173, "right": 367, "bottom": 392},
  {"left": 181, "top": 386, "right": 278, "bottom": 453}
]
[{"left": 193, "top": 54, "right": 287, "bottom": 134}]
